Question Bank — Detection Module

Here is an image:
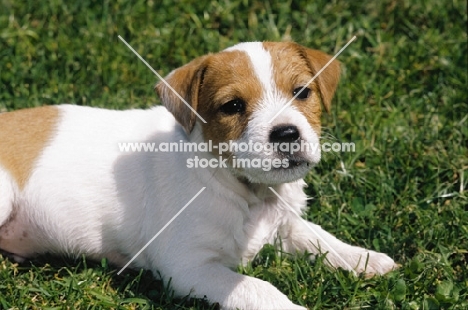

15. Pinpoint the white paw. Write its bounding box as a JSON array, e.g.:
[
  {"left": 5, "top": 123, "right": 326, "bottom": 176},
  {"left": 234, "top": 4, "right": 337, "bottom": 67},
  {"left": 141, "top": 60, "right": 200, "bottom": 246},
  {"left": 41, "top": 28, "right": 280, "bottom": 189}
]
[{"left": 354, "top": 250, "right": 399, "bottom": 277}]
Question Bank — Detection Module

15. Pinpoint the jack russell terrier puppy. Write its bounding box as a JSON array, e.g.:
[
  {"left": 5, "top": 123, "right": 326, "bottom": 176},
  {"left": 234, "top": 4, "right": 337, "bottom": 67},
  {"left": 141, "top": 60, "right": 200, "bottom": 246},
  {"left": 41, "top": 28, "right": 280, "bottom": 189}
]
[{"left": 0, "top": 42, "right": 397, "bottom": 309}]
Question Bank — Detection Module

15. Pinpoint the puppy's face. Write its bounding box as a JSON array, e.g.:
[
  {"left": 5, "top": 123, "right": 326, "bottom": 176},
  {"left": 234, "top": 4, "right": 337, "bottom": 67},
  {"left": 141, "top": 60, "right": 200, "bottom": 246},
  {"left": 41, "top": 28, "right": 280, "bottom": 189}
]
[{"left": 156, "top": 42, "right": 340, "bottom": 184}]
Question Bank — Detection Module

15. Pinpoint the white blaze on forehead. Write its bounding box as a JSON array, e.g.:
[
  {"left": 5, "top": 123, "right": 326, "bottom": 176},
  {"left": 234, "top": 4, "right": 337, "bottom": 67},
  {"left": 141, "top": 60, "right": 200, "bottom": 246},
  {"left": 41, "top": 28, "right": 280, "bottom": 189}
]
[
  {"left": 224, "top": 42, "right": 294, "bottom": 125},
  {"left": 224, "top": 42, "right": 275, "bottom": 97}
]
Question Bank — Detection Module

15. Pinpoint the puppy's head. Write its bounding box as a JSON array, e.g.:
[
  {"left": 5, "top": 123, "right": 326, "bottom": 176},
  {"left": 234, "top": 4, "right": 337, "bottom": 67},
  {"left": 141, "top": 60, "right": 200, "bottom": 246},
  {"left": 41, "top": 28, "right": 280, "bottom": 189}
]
[{"left": 156, "top": 42, "right": 340, "bottom": 184}]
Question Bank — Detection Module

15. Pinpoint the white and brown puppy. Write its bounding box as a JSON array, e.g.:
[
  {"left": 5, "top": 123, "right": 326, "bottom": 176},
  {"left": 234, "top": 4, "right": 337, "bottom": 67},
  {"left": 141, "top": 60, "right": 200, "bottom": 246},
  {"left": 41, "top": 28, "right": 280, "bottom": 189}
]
[{"left": 0, "top": 42, "right": 396, "bottom": 309}]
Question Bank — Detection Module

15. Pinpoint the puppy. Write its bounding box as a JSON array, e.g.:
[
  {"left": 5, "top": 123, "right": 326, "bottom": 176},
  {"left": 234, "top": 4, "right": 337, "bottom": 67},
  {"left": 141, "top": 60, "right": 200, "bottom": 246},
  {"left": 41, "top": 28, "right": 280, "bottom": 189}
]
[{"left": 0, "top": 42, "right": 397, "bottom": 309}]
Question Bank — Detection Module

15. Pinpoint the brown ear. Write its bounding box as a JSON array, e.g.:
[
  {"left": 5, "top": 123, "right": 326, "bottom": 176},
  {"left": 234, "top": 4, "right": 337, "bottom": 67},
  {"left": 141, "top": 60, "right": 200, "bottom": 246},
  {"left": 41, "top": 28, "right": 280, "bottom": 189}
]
[
  {"left": 302, "top": 48, "right": 341, "bottom": 113},
  {"left": 155, "top": 55, "right": 209, "bottom": 133}
]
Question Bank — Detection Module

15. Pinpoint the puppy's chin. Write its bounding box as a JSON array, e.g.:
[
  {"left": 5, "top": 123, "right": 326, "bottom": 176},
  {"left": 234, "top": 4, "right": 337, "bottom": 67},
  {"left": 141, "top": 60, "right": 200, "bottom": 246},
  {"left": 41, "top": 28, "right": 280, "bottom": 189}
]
[{"left": 230, "top": 158, "right": 316, "bottom": 185}]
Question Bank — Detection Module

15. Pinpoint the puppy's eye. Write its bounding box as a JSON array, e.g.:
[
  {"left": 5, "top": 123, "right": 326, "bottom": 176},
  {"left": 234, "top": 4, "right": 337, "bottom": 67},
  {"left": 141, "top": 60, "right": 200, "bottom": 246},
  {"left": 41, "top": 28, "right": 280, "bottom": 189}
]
[
  {"left": 219, "top": 99, "right": 246, "bottom": 115},
  {"left": 293, "top": 87, "right": 311, "bottom": 100}
]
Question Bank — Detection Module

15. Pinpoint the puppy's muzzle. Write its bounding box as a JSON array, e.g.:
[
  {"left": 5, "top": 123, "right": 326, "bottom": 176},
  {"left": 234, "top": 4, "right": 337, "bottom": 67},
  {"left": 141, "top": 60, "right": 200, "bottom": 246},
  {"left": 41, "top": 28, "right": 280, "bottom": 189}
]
[{"left": 269, "top": 124, "right": 309, "bottom": 167}]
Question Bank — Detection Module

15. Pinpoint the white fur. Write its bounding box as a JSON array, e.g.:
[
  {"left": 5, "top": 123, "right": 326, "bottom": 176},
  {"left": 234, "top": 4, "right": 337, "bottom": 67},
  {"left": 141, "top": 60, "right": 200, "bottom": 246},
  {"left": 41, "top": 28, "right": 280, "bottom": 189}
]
[{"left": 0, "top": 43, "right": 397, "bottom": 309}]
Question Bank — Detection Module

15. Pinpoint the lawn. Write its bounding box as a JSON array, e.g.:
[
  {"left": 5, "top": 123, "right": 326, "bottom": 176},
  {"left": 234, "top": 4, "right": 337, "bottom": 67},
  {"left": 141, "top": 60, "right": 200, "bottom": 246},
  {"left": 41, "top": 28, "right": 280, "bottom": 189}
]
[{"left": 0, "top": 0, "right": 467, "bottom": 309}]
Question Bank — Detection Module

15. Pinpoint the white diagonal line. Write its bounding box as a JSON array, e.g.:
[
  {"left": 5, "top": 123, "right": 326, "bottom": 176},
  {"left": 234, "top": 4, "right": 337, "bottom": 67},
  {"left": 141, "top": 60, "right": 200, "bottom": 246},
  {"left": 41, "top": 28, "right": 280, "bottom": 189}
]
[
  {"left": 268, "top": 36, "right": 357, "bottom": 123},
  {"left": 117, "top": 35, "right": 207, "bottom": 124},
  {"left": 117, "top": 187, "right": 206, "bottom": 275},
  {"left": 268, "top": 187, "right": 357, "bottom": 276}
]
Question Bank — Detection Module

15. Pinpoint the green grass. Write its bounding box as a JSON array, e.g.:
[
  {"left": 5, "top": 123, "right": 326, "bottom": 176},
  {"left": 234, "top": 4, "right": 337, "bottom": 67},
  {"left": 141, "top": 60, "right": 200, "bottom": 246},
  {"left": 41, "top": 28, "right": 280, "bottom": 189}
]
[{"left": 0, "top": 0, "right": 467, "bottom": 309}]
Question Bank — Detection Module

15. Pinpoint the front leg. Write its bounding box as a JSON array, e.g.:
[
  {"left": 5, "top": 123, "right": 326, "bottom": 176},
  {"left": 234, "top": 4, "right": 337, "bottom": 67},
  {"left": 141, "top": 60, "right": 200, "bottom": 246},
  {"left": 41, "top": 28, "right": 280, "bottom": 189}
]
[
  {"left": 163, "top": 263, "right": 306, "bottom": 310},
  {"left": 281, "top": 217, "right": 397, "bottom": 276}
]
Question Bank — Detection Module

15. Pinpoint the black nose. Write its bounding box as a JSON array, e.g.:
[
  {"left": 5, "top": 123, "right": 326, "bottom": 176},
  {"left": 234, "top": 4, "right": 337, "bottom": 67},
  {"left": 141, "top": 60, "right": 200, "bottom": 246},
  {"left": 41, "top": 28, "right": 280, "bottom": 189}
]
[{"left": 269, "top": 125, "right": 300, "bottom": 143}]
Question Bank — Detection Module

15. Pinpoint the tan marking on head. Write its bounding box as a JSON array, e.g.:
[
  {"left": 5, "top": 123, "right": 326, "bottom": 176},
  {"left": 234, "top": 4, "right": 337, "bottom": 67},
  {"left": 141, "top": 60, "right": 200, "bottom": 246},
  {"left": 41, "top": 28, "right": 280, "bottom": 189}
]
[
  {"left": 155, "top": 55, "right": 209, "bottom": 134},
  {"left": 263, "top": 42, "right": 341, "bottom": 135},
  {"left": 155, "top": 50, "right": 262, "bottom": 147},
  {"left": 197, "top": 50, "right": 262, "bottom": 146},
  {"left": 0, "top": 106, "right": 59, "bottom": 189}
]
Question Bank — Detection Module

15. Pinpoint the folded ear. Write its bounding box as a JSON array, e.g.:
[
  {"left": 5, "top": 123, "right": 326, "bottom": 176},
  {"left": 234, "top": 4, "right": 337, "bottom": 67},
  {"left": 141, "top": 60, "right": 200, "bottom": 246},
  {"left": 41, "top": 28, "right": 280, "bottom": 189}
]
[
  {"left": 155, "top": 55, "right": 209, "bottom": 134},
  {"left": 302, "top": 47, "right": 341, "bottom": 113}
]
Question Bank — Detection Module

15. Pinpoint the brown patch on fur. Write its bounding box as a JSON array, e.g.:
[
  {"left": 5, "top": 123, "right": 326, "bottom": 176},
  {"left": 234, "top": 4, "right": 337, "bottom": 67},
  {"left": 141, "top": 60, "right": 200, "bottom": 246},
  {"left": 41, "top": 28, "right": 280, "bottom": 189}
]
[
  {"left": 302, "top": 47, "right": 341, "bottom": 113},
  {"left": 155, "top": 50, "right": 262, "bottom": 147},
  {"left": 263, "top": 42, "right": 341, "bottom": 135},
  {"left": 155, "top": 55, "right": 209, "bottom": 134},
  {"left": 197, "top": 50, "right": 262, "bottom": 146},
  {"left": 0, "top": 106, "right": 59, "bottom": 189}
]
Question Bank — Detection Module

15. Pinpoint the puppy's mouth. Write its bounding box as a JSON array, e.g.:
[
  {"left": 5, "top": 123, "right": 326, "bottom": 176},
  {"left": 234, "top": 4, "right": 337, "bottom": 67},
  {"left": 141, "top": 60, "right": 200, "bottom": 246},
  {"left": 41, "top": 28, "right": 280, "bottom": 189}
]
[{"left": 285, "top": 159, "right": 310, "bottom": 169}]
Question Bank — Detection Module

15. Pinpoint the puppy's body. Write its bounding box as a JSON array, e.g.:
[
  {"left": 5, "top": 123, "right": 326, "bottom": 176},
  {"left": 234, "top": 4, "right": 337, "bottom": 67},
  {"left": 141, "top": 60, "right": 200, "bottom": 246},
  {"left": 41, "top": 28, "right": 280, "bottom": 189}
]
[{"left": 0, "top": 42, "right": 396, "bottom": 309}]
